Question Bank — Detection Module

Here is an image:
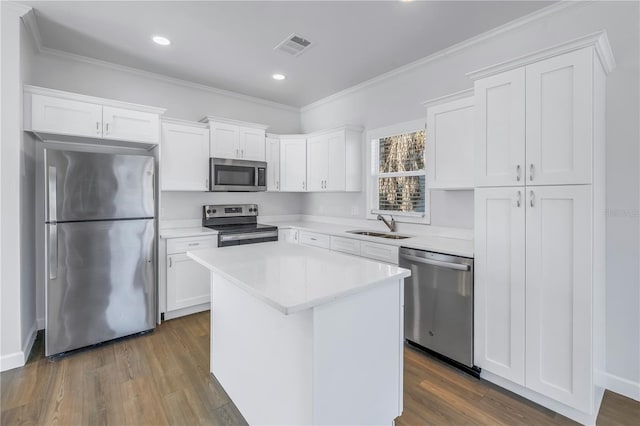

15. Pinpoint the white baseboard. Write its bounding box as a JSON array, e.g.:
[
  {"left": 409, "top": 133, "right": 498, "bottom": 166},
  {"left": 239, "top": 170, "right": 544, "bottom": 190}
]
[
  {"left": 163, "top": 303, "right": 210, "bottom": 321},
  {"left": 481, "top": 370, "right": 600, "bottom": 425},
  {"left": 606, "top": 372, "right": 640, "bottom": 401},
  {"left": 0, "top": 321, "right": 37, "bottom": 372}
]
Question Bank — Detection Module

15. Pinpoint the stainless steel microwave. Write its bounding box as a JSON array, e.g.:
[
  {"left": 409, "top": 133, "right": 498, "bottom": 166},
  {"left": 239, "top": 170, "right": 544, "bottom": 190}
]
[{"left": 209, "top": 158, "right": 267, "bottom": 192}]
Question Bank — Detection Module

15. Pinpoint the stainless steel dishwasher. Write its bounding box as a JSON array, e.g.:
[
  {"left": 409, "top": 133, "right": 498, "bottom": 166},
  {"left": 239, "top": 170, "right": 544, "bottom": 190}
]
[{"left": 399, "top": 247, "right": 479, "bottom": 376}]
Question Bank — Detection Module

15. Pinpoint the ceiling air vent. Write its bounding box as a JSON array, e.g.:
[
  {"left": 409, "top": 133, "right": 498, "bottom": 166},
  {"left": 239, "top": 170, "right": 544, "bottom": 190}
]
[{"left": 274, "top": 33, "right": 312, "bottom": 57}]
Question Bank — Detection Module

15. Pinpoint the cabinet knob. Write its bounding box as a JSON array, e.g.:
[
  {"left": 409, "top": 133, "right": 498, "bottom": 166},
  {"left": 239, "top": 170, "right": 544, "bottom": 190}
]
[
  {"left": 516, "top": 190, "right": 521, "bottom": 208},
  {"left": 105, "top": 123, "right": 110, "bottom": 134},
  {"left": 530, "top": 164, "right": 534, "bottom": 181},
  {"left": 530, "top": 190, "right": 535, "bottom": 207},
  {"left": 96, "top": 121, "right": 100, "bottom": 134},
  {"left": 516, "top": 165, "right": 521, "bottom": 182}
]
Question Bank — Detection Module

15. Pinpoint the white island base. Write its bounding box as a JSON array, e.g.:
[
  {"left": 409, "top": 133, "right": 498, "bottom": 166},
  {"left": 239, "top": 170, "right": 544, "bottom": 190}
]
[
  {"left": 188, "top": 242, "right": 409, "bottom": 426},
  {"left": 211, "top": 272, "right": 404, "bottom": 426}
]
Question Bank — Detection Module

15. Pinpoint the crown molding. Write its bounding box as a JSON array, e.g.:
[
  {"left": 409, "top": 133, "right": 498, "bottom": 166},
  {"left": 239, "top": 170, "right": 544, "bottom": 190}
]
[
  {"left": 4, "top": 1, "right": 32, "bottom": 16},
  {"left": 20, "top": 8, "right": 42, "bottom": 51},
  {"left": 161, "top": 117, "right": 209, "bottom": 128},
  {"left": 467, "top": 30, "right": 616, "bottom": 80},
  {"left": 300, "top": 0, "right": 584, "bottom": 113},
  {"left": 421, "top": 88, "right": 474, "bottom": 108},
  {"left": 199, "top": 115, "right": 269, "bottom": 130},
  {"left": 34, "top": 46, "right": 300, "bottom": 114}
]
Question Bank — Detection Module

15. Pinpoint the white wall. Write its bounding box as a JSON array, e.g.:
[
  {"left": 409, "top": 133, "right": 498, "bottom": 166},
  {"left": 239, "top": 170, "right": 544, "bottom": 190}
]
[
  {"left": 300, "top": 1, "right": 640, "bottom": 398},
  {"left": 0, "top": 3, "right": 37, "bottom": 372}
]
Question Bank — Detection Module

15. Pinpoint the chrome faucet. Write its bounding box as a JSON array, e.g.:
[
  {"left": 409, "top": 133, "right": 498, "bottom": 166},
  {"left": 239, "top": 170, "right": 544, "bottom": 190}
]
[{"left": 376, "top": 214, "right": 396, "bottom": 232}]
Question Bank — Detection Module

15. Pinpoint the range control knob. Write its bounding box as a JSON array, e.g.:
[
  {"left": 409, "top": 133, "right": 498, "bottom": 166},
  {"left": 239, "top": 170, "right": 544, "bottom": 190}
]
[
  {"left": 212, "top": 209, "right": 217, "bottom": 214},
  {"left": 206, "top": 209, "right": 212, "bottom": 214}
]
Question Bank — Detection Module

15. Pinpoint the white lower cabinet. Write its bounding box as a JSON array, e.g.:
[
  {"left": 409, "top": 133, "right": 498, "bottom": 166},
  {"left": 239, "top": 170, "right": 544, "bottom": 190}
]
[
  {"left": 360, "top": 241, "right": 399, "bottom": 265},
  {"left": 298, "top": 231, "right": 331, "bottom": 249},
  {"left": 163, "top": 236, "right": 216, "bottom": 320},
  {"left": 330, "top": 236, "right": 361, "bottom": 256},
  {"left": 278, "top": 229, "right": 299, "bottom": 243},
  {"left": 474, "top": 187, "right": 526, "bottom": 385},
  {"left": 524, "top": 185, "right": 592, "bottom": 412},
  {"left": 475, "top": 185, "right": 595, "bottom": 414},
  {"left": 167, "top": 253, "right": 211, "bottom": 311}
]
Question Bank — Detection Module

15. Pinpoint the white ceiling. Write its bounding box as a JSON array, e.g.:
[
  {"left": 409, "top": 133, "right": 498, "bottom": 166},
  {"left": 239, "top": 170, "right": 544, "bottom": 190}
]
[{"left": 20, "top": 1, "right": 555, "bottom": 107}]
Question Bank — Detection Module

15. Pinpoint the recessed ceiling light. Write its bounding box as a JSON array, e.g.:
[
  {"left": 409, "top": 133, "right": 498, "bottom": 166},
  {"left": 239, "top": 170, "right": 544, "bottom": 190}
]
[
  {"left": 152, "top": 36, "right": 171, "bottom": 46},
  {"left": 272, "top": 73, "right": 286, "bottom": 81}
]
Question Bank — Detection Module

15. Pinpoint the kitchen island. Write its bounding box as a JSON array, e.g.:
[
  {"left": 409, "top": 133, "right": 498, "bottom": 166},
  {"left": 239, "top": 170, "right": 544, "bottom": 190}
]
[{"left": 188, "top": 241, "right": 411, "bottom": 426}]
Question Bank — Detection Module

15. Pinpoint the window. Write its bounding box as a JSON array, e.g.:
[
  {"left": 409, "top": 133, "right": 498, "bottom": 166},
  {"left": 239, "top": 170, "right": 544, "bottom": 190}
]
[{"left": 367, "top": 120, "right": 429, "bottom": 224}]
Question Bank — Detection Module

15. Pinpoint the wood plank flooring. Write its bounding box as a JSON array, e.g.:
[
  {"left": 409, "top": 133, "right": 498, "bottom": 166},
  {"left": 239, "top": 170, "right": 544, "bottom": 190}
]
[{"left": 2, "top": 311, "right": 638, "bottom": 425}]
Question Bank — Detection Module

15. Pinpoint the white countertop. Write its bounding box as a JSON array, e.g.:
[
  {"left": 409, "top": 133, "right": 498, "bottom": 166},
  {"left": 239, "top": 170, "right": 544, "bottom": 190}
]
[
  {"left": 269, "top": 220, "right": 474, "bottom": 258},
  {"left": 187, "top": 241, "right": 411, "bottom": 315},
  {"left": 159, "top": 226, "right": 218, "bottom": 239}
]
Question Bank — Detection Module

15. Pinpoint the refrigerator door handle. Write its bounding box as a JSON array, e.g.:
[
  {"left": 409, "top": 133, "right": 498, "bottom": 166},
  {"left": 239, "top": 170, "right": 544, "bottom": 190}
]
[
  {"left": 49, "top": 224, "right": 58, "bottom": 279},
  {"left": 48, "top": 166, "right": 57, "bottom": 222}
]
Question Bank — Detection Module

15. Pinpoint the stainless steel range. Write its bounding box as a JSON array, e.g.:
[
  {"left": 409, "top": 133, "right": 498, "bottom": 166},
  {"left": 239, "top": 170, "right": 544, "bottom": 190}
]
[{"left": 202, "top": 204, "right": 278, "bottom": 247}]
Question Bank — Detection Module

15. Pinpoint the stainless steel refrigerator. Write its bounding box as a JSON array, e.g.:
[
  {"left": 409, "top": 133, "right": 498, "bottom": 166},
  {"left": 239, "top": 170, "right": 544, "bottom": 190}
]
[{"left": 44, "top": 149, "right": 156, "bottom": 356}]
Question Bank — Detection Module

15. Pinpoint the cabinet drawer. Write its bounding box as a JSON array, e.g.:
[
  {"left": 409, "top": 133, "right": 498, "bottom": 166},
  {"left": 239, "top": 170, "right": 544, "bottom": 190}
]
[
  {"left": 167, "top": 236, "right": 217, "bottom": 254},
  {"left": 330, "top": 236, "right": 361, "bottom": 256},
  {"left": 299, "top": 231, "right": 330, "bottom": 249},
  {"left": 360, "top": 241, "right": 399, "bottom": 265}
]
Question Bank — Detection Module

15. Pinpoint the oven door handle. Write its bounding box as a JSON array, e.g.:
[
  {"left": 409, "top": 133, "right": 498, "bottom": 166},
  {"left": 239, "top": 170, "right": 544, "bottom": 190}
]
[
  {"left": 401, "top": 254, "right": 470, "bottom": 271},
  {"left": 219, "top": 231, "right": 278, "bottom": 242}
]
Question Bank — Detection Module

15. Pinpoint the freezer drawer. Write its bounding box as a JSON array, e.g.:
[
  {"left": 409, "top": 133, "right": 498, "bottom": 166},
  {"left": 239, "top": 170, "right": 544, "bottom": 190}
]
[
  {"left": 45, "top": 219, "right": 155, "bottom": 356},
  {"left": 400, "top": 247, "right": 474, "bottom": 367}
]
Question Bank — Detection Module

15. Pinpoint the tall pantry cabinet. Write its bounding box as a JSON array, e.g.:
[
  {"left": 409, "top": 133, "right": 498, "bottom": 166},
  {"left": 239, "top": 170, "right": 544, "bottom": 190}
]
[{"left": 471, "top": 32, "right": 615, "bottom": 425}]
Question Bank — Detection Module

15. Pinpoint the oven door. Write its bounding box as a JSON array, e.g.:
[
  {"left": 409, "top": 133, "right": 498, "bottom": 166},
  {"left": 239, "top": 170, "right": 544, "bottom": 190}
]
[{"left": 210, "top": 158, "right": 267, "bottom": 192}]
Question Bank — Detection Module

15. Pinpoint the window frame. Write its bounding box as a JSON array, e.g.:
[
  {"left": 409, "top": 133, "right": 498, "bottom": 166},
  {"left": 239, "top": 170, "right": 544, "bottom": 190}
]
[{"left": 366, "top": 119, "right": 430, "bottom": 225}]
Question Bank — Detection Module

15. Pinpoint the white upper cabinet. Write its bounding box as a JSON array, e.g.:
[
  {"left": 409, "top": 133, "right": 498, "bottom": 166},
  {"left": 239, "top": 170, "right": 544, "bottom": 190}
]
[
  {"left": 474, "top": 68, "right": 526, "bottom": 187},
  {"left": 474, "top": 47, "right": 597, "bottom": 188},
  {"left": 306, "top": 127, "right": 361, "bottom": 192},
  {"left": 201, "top": 116, "right": 268, "bottom": 161},
  {"left": 30, "top": 94, "right": 103, "bottom": 138},
  {"left": 280, "top": 137, "right": 307, "bottom": 192},
  {"left": 210, "top": 122, "right": 240, "bottom": 159},
  {"left": 474, "top": 187, "right": 526, "bottom": 385},
  {"left": 240, "top": 126, "right": 266, "bottom": 161},
  {"left": 525, "top": 185, "right": 592, "bottom": 412},
  {"left": 102, "top": 106, "right": 159, "bottom": 143},
  {"left": 25, "top": 86, "right": 165, "bottom": 145},
  {"left": 525, "top": 49, "right": 593, "bottom": 185},
  {"left": 306, "top": 135, "right": 327, "bottom": 191},
  {"left": 161, "top": 119, "right": 210, "bottom": 191},
  {"left": 424, "top": 91, "right": 475, "bottom": 189},
  {"left": 266, "top": 135, "right": 280, "bottom": 191}
]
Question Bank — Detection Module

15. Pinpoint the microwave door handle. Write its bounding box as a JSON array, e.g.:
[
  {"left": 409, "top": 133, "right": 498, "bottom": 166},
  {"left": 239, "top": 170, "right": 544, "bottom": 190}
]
[
  {"left": 255, "top": 167, "right": 259, "bottom": 187},
  {"left": 401, "top": 253, "right": 470, "bottom": 271}
]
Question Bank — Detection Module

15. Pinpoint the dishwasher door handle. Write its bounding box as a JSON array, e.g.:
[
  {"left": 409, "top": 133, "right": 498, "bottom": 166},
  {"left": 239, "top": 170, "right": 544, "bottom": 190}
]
[{"left": 401, "top": 254, "right": 470, "bottom": 271}]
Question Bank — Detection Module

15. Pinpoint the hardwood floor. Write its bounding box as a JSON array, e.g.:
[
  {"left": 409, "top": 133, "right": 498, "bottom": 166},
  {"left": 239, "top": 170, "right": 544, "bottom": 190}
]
[{"left": 2, "top": 311, "right": 638, "bottom": 425}]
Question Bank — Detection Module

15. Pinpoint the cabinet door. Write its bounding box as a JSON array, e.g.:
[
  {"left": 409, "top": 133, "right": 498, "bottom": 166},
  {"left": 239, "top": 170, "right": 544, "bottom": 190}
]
[
  {"left": 31, "top": 94, "right": 103, "bottom": 138},
  {"left": 307, "top": 136, "right": 327, "bottom": 191},
  {"left": 266, "top": 137, "right": 280, "bottom": 191},
  {"left": 161, "top": 123, "right": 210, "bottom": 191},
  {"left": 475, "top": 68, "right": 526, "bottom": 187},
  {"left": 102, "top": 106, "right": 160, "bottom": 143},
  {"left": 525, "top": 185, "right": 591, "bottom": 412},
  {"left": 280, "top": 139, "right": 307, "bottom": 192},
  {"left": 278, "top": 229, "right": 299, "bottom": 243},
  {"left": 240, "top": 126, "right": 266, "bottom": 161},
  {"left": 525, "top": 48, "right": 593, "bottom": 185},
  {"left": 210, "top": 122, "right": 240, "bottom": 159},
  {"left": 427, "top": 97, "right": 475, "bottom": 189},
  {"left": 166, "top": 253, "right": 211, "bottom": 312},
  {"left": 474, "top": 188, "right": 526, "bottom": 385},
  {"left": 325, "top": 131, "right": 346, "bottom": 191}
]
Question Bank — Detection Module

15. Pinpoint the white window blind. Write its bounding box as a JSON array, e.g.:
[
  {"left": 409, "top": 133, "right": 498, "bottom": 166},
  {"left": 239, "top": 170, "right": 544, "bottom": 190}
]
[{"left": 371, "top": 129, "right": 426, "bottom": 216}]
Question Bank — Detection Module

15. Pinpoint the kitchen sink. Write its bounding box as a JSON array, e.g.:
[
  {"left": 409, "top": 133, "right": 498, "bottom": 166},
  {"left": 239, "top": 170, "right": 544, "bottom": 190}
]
[{"left": 347, "top": 230, "right": 412, "bottom": 240}]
